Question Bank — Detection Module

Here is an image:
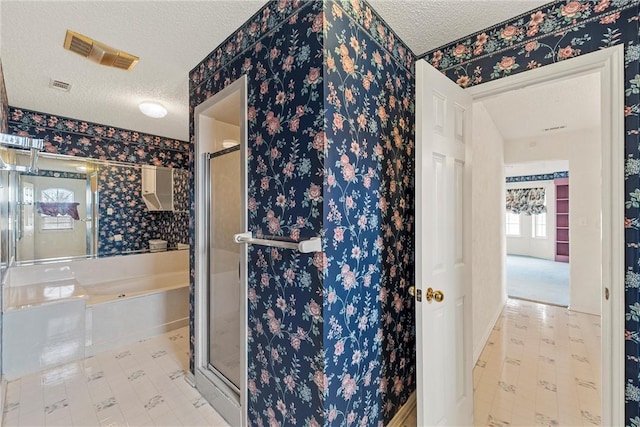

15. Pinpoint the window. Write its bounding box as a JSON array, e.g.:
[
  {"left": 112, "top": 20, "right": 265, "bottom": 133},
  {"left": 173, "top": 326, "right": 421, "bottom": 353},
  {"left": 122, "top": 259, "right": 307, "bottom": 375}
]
[
  {"left": 532, "top": 212, "right": 547, "bottom": 238},
  {"left": 40, "top": 188, "right": 75, "bottom": 230},
  {"left": 506, "top": 211, "right": 520, "bottom": 236}
]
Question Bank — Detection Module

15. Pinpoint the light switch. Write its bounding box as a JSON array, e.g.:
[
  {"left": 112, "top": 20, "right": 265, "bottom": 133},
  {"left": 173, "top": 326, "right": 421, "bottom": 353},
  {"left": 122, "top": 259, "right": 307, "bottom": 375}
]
[
  {"left": 107, "top": 208, "right": 113, "bottom": 215},
  {"left": 114, "top": 234, "right": 122, "bottom": 242}
]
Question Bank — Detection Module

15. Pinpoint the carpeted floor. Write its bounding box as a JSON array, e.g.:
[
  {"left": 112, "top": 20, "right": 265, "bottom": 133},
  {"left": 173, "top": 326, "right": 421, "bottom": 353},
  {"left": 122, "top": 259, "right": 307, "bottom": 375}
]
[{"left": 506, "top": 254, "right": 569, "bottom": 307}]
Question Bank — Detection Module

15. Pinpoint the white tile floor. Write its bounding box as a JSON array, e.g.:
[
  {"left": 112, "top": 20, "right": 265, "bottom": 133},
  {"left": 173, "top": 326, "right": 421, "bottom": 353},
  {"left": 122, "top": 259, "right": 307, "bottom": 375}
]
[
  {"left": 3, "top": 299, "right": 602, "bottom": 427},
  {"left": 2, "top": 327, "right": 231, "bottom": 427},
  {"left": 474, "top": 298, "right": 602, "bottom": 426}
]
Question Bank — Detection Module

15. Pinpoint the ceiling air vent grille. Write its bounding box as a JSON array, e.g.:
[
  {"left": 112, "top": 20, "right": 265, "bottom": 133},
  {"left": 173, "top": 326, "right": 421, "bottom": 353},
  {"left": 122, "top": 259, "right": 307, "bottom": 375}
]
[
  {"left": 543, "top": 125, "right": 567, "bottom": 132},
  {"left": 49, "top": 79, "right": 71, "bottom": 92},
  {"left": 63, "top": 30, "right": 139, "bottom": 71}
]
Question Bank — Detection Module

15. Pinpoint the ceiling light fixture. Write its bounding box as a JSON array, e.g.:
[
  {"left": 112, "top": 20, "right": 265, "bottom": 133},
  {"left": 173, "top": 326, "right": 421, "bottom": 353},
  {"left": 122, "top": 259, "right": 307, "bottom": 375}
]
[{"left": 139, "top": 102, "right": 167, "bottom": 118}]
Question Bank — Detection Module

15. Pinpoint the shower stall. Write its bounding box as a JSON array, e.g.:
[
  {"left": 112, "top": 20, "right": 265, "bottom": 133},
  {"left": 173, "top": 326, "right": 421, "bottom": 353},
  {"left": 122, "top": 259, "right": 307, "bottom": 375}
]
[{"left": 194, "top": 76, "right": 247, "bottom": 426}]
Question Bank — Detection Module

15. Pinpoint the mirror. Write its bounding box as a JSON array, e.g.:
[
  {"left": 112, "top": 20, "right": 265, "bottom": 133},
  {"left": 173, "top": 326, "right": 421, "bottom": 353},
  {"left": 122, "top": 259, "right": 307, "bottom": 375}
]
[{"left": 11, "top": 150, "right": 189, "bottom": 263}]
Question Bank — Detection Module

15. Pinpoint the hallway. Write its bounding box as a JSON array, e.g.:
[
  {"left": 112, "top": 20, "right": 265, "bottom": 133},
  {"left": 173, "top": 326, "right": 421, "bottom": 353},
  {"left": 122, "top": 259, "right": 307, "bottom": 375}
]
[{"left": 473, "top": 299, "right": 601, "bottom": 426}]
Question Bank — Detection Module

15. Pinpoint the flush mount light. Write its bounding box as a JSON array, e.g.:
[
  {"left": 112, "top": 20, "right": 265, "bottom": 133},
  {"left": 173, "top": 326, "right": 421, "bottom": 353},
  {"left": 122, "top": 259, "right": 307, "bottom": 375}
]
[
  {"left": 222, "top": 139, "right": 239, "bottom": 148},
  {"left": 139, "top": 102, "right": 168, "bottom": 118}
]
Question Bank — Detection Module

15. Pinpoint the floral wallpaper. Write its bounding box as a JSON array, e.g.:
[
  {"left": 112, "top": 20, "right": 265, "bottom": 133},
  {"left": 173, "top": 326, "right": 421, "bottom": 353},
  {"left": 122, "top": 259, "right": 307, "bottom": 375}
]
[
  {"left": 8, "top": 107, "right": 189, "bottom": 169},
  {"left": 97, "top": 165, "right": 188, "bottom": 255},
  {"left": 190, "top": 1, "right": 326, "bottom": 425},
  {"left": 7, "top": 107, "right": 190, "bottom": 257},
  {"left": 323, "top": 0, "right": 415, "bottom": 425},
  {"left": 422, "top": 0, "right": 640, "bottom": 423},
  {"left": 189, "top": 0, "right": 414, "bottom": 425},
  {"left": 506, "top": 170, "right": 568, "bottom": 183}
]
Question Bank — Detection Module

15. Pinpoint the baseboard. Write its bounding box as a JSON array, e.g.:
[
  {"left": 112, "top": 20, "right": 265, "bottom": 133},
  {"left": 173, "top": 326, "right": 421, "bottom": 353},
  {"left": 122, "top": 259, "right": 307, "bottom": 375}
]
[
  {"left": 387, "top": 390, "right": 416, "bottom": 427},
  {"left": 473, "top": 296, "right": 506, "bottom": 364},
  {"left": 184, "top": 371, "right": 196, "bottom": 387}
]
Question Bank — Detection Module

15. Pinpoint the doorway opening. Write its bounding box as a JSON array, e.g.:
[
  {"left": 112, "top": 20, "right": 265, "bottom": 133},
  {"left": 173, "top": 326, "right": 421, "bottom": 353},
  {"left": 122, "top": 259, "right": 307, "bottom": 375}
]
[
  {"left": 504, "top": 160, "right": 572, "bottom": 309},
  {"left": 468, "top": 45, "right": 624, "bottom": 426},
  {"left": 193, "top": 76, "right": 248, "bottom": 426}
]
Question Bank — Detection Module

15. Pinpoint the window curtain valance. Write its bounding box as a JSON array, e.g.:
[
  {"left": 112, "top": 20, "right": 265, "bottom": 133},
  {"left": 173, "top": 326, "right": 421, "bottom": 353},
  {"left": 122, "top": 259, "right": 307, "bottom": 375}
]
[
  {"left": 506, "top": 188, "right": 546, "bottom": 215},
  {"left": 35, "top": 202, "right": 80, "bottom": 220}
]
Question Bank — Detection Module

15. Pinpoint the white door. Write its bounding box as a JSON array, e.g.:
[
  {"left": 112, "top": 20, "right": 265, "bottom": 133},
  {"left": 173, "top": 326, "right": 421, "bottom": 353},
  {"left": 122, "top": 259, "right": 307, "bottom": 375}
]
[{"left": 415, "top": 59, "right": 473, "bottom": 426}]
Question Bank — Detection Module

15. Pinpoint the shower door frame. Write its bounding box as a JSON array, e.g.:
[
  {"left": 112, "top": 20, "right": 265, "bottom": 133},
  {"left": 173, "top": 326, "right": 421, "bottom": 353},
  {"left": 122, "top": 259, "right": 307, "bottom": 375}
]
[{"left": 194, "top": 75, "right": 248, "bottom": 426}]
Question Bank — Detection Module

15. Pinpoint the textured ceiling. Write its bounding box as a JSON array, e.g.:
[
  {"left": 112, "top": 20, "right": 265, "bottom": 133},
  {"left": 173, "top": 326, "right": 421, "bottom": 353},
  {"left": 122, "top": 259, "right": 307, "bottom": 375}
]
[
  {"left": 367, "top": 0, "right": 550, "bottom": 57},
  {"left": 1, "top": 0, "right": 552, "bottom": 141},
  {"left": 480, "top": 72, "right": 601, "bottom": 141}
]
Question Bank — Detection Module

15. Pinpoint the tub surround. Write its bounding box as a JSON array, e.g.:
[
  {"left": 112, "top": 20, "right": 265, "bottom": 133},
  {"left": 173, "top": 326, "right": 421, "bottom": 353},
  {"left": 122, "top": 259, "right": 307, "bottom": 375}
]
[
  {"left": 2, "top": 250, "right": 189, "bottom": 380},
  {"left": 6, "top": 248, "right": 187, "bottom": 288}
]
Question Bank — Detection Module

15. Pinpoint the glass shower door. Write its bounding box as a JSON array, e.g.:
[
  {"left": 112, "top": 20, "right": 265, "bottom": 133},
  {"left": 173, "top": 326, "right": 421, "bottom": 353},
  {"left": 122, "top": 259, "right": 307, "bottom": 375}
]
[
  {"left": 208, "top": 148, "right": 241, "bottom": 390},
  {"left": 194, "top": 74, "right": 247, "bottom": 426}
]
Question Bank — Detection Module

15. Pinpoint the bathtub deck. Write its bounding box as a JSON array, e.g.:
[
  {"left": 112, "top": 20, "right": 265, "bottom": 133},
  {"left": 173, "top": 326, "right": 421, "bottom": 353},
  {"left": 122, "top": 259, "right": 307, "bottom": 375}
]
[
  {"left": 4, "top": 279, "right": 87, "bottom": 311},
  {"left": 2, "top": 327, "right": 230, "bottom": 427}
]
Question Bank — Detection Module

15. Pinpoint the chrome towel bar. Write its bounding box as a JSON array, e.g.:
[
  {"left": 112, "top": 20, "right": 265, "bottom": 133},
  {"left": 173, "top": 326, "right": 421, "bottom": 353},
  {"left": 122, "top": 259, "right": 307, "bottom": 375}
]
[{"left": 233, "top": 232, "right": 321, "bottom": 253}]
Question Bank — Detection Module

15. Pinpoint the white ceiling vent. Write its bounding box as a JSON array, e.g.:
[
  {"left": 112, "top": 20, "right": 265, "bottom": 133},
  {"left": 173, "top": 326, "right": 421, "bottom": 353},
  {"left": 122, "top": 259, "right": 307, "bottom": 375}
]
[
  {"left": 49, "top": 79, "right": 71, "bottom": 92},
  {"left": 63, "top": 30, "right": 139, "bottom": 71},
  {"left": 543, "top": 125, "right": 567, "bottom": 132}
]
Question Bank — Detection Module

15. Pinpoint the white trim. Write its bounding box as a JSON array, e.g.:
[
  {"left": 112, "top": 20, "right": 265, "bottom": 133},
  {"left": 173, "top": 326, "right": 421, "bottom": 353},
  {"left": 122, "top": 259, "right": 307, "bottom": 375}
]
[
  {"left": 194, "top": 75, "right": 248, "bottom": 427},
  {"left": 469, "top": 45, "right": 624, "bottom": 427},
  {"left": 473, "top": 295, "right": 506, "bottom": 365}
]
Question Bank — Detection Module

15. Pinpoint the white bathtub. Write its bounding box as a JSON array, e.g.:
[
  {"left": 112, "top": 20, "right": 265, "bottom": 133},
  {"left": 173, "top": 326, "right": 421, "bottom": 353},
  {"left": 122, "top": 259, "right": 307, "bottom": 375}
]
[
  {"left": 3, "top": 251, "right": 189, "bottom": 379},
  {"left": 84, "top": 270, "right": 189, "bottom": 356},
  {"left": 84, "top": 270, "right": 188, "bottom": 303}
]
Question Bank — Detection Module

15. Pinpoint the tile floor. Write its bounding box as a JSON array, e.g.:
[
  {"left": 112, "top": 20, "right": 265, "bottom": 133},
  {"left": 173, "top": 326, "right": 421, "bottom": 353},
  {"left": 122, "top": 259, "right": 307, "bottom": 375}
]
[
  {"left": 2, "top": 299, "right": 601, "bottom": 427},
  {"left": 474, "top": 298, "right": 601, "bottom": 426},
  {"left": 2, "top": 327, "right": 231, "bottom": 427}
]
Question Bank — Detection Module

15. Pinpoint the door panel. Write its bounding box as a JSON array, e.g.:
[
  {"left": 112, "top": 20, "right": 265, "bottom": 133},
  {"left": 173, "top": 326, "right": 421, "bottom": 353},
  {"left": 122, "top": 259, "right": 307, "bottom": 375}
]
[
  {"left": 454, "top": 160, "right": 464, "bottom": 264},
  {"left": 416, "top": 59, "right": 473, "bottom": 426},
  {"left": 208, "top": 150, "right": 241, "bottom": 389}
]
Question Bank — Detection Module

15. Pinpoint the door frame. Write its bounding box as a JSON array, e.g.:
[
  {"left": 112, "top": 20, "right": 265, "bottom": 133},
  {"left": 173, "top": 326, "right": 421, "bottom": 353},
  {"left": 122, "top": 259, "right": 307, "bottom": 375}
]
[
  {"left": 194, "top": 75, "right": 248, "bottom": 426},
  {"left": 467, "top": 45, "right": 624, "bottom": 426}
]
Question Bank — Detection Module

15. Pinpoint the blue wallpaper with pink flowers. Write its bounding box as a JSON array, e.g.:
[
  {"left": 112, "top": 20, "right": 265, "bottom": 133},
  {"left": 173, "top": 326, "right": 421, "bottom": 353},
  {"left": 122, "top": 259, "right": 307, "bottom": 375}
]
[
  {"left": 7, "top": 107, "right": 190, "bottom": 256},
  {"left": 422, "top": 0, "right": 639, "bottom": 424},
  {"left": 322, "top": 1, "right": 415, "bottom": 424},
  {"left": 189, "top": 0, "right": 414, "bottom": 425},
  {"left": 190, "top": 2, "right": 326, "bottom": 425}
]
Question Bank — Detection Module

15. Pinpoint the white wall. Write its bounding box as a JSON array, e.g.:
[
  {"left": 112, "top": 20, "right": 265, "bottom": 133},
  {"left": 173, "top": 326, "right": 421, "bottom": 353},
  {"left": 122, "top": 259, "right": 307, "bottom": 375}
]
[
  {"left": 471, "top": 102, "right": 507, "bottom": 362},
  {"left": 505, "top": 179, "right": 557, "bottom": 261},
  {"left": 504, "top": 128, "right": 602, "bottom": 315}
]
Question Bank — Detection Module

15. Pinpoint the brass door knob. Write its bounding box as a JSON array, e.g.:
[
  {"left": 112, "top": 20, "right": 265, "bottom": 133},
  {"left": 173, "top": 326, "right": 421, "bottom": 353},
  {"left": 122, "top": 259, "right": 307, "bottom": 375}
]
[
  {"left": 409, "top": 286, "right": 415, "bottom": 297},
  {"left": 426, "top": 287, "right": 444, "bottom": 303}
]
